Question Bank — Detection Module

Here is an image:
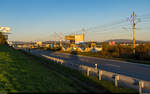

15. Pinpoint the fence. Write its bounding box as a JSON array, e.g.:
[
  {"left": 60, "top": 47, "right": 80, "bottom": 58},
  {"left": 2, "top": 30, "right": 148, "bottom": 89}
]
[{"left": 24, "top": 49, "right": 150, "bottom": 93}]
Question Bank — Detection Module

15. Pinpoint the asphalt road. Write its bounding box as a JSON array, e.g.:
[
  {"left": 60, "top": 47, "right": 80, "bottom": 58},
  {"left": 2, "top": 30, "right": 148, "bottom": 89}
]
[{"left": 27, "top": 49, "right": 150, "bottom": 81}]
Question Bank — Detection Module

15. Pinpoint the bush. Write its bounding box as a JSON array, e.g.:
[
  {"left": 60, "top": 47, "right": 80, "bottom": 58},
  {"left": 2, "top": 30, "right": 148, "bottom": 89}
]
[
  {"left": 0, "top": 32, "right": 6, "bottom": 45},
  {"left": 135, "top": 44, "right": 150, "bottom": 60},
  {"left": 47, "top": 47, "right": 61, "bottom": 51}
]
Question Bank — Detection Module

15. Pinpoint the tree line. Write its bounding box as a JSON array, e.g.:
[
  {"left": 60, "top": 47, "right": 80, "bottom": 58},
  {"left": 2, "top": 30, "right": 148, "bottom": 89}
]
[
  {"left": 101, "top": 43, "right": 150, "bottom": 61},
  {"left": 0, "top": 32, "right": 6, "bottom": 45}
]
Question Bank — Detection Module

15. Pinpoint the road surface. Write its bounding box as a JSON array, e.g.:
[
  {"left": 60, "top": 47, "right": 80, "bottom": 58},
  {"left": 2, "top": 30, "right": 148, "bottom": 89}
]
[{"left": 27, "top": 49, "right": 150, "bottom": 81}]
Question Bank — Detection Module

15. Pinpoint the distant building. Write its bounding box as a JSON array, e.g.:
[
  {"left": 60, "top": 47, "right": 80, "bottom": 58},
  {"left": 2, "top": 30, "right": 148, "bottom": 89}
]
[
  {"left": 109, "top": 41, "right": 115, "bottom": 46},
  {"left": 36, "top": 41, "right": 42, "bottom": 47},
  {"left": 65, "top": 34, "right": 84, "bottom": 44}
]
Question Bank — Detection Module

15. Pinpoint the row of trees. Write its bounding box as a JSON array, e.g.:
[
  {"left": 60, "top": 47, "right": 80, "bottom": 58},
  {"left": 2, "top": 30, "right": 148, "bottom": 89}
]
[
  {"left": 0, "top": 32, "right": 6, "bottom": 45},
  {"left": 38, "top": 41, "right": 150, "bottom": 61},
  {"left": 101, "top": 43, "right": 150, "bottom": 60}
]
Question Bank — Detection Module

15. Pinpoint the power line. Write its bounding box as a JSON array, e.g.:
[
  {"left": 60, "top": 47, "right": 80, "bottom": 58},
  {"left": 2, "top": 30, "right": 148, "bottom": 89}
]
[
  {"left": 138, "top": 13, "right": 150, "bottom": 18},
  {"left": 62, "top": 18, "right": 128, "bottom": 36},
  {"left": 86, "top": 23, "right": 130, "bottom": 34},
  {"left": 86, "top": 19, "right": 128, "bottom": 32},
  {"left": 51, "top": 12, "right": 149, "bottom": 43}
]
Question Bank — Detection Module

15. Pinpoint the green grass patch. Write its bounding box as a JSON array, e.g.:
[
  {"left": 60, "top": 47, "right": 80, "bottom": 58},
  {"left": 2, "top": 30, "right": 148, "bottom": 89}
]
[{"left": 0, "top": 45, "right": 80, "bottom": 93}]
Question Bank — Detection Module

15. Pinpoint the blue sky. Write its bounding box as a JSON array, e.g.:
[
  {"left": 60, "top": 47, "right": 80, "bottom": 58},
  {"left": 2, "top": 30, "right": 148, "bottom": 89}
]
[{"left": 0, "top": 0, "right": 150, "bottom": 41}]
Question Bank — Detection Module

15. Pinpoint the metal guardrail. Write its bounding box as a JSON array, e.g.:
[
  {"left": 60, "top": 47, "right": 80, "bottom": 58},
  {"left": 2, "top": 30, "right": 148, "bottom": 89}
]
[
  {"left": 79, "top": 64, "right": 150, "bottom": 93},
  {"left": 24, "top": 49, "right": 150, "bottom": 93}
]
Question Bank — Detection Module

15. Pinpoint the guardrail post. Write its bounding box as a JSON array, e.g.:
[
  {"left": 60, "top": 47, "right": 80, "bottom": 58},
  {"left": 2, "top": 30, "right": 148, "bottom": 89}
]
[
  {"left": 98, "top": 70, "right": 102, "bottom": 80},
  {"left": 139, "top": 81, "right": 144, "bottom": 94},
  {"left": 87, "top": 68, "right": 90, "bottom": 76},
  {"left": 60, "top": 60, "right": 63, "bottom": 64},
  {"left": 56, "top": 58, "right": 58, "bottom": 63},
  {"left": 95, "top": 64, "right": 98, "bottom": 69},
  {"left": 61, "top": 60, "right": 64, "bottom": 64},
  {"left": 57, "top": 59, "right": 59, "bottom": 63},
  {"left": 55, "top": 58, "right": 57, "bottom": 63},
  {"left": 115, "top": 75, "right": 119, "bottom": 87},
  {"left": 54, "top": 58, "right": 56, "bottom": 62}
]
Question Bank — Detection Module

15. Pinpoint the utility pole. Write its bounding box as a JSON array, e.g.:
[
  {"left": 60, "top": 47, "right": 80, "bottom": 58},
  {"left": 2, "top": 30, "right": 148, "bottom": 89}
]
[
  {"left": 59, "top": 32, "right": 62, "bottom": 47},
  {"left": 132, "top": 12, "right": 136, "bottom": 54},
  {"left": 128, "top": 11, "right": 139, "bottom": 54},
  {"left": 82, "top": 28, "right": 85, "bottom": 42},
  {"left": 54, "top": 32, "right": 56, "bottom": 47}
]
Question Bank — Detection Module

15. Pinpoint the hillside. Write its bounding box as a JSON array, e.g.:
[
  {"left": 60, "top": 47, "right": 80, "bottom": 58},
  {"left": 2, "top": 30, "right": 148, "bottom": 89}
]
[{"left": 104, "top": 39, "right": 150, "bottom": 44}]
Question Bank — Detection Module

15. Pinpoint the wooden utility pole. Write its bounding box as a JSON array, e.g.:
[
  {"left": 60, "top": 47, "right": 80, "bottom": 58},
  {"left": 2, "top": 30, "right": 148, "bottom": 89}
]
[
  {"left": 82, "top": 28, "right": 85, "bottom": 42},
  {"left": 59, "top": 32, "right": 62, "bottom": 47},
  {"left": 132, "top": 12, "right": 136, "bottom": 54},
  {"left": 129, "top": 11, "right": 137, "bottom": 54},
  {"left": 54, "top": 32, "right": 56, "bottom": 47}
]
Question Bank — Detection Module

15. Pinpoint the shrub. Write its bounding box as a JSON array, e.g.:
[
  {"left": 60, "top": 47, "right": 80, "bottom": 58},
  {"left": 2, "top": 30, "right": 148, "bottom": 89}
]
[{"left": 0, "top": 32, "right": 6, "bottom": 45}]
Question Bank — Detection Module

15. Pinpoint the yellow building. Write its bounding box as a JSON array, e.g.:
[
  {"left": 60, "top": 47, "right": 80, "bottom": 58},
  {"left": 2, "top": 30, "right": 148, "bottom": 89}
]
[
  {"left": 65, "top": 34, "right": 84, "bottom": 44},
  {"left": 75, "top": 34, "right": 84, "bottom": 44},
  {"left": 36, "top": 41, "right": 42, "bottom": 47}
]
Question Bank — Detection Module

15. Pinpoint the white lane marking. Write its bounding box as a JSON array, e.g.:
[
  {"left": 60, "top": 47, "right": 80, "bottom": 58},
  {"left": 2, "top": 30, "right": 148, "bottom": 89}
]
[
  {"left": 105, "top": 64, "right": 120, "bottom": 67},
  {"left": 118, "top": 61, "right": 150, "bottom": 67}
]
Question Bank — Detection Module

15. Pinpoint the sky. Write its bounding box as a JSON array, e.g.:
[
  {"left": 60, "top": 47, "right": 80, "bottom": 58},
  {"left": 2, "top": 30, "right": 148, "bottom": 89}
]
[{"left": 0, "top": 0, "right": 150, "bottom": 42}]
